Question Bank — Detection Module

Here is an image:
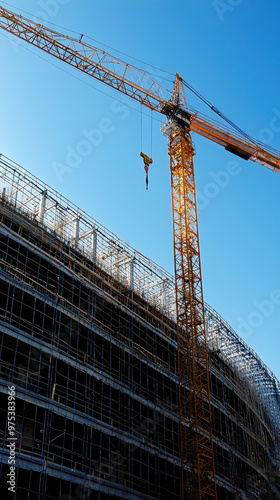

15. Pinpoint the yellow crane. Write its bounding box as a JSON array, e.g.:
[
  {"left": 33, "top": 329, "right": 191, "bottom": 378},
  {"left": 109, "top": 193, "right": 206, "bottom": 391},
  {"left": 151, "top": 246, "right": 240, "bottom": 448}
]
[{"left": 1, "top": 5, "right": 280, "bottom": 498}]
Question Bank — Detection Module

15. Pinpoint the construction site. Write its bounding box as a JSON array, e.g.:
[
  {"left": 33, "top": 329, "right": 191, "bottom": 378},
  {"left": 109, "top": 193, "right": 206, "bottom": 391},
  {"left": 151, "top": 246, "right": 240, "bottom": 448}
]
[
  {"left": 0, "top": 4, "right": 280, "bottom": 500},
  {"left": 0, "top": 155, "right": 279, "bottom": 499}
]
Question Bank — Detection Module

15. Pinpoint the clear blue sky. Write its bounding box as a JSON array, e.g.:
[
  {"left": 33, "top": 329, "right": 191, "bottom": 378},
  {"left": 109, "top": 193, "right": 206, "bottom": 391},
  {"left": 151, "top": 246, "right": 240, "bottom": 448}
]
[{"left": 1, "top": 0, "right": 280, "bottom": 381}]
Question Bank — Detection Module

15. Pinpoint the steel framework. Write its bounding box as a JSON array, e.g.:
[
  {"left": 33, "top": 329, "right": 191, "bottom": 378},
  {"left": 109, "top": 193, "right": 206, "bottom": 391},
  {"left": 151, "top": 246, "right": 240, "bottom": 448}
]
[
  {"left": 0, "top": 155, "right": 279, "bottom": 498},
  {"left": 167, "top": 125, "right": 216, "bottom": 498},
  {"left": 1, "top": 5, "right": 280, "bottom": 497}
]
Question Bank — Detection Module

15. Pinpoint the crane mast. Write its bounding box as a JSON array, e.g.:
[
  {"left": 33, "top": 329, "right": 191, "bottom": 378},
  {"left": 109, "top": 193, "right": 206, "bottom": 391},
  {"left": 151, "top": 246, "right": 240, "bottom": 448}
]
[
  {"left": 1, "top": 6, "right": 280, "bottom": 498},
  {"left": 167, "top": 124, "right": 217, "bottom": 498},
  {"left": 162, "top": 76, "right": 217, "bottom": 498}
]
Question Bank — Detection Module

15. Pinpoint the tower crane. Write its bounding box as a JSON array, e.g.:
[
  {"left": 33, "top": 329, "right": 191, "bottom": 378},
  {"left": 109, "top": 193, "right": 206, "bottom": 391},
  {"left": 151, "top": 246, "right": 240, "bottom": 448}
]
[{"left": 1, "top": 6, "right": 280, "bottom": 499}]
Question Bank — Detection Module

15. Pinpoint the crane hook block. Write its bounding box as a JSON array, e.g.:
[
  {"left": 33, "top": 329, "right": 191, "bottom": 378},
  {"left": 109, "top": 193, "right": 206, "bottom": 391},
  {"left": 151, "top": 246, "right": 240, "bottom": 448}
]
[
  {"left": 140, "top": 152, "right": 153, "bottom": 166},
  {"left": 140, "top": 152, "right": 153, "bottom": 190}
]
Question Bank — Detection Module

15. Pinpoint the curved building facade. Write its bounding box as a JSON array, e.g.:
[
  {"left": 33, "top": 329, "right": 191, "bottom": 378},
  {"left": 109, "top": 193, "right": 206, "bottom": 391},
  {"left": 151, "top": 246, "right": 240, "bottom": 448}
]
[{"left": 0, "top": 155, "right": 279, "bottom": 499}]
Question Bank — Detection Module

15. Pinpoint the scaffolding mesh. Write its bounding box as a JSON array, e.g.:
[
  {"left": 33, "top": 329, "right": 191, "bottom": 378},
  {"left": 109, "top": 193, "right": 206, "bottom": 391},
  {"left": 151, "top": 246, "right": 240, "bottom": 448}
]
[{"left": 0, "top": 153, "right": 279, "bottom": 499}]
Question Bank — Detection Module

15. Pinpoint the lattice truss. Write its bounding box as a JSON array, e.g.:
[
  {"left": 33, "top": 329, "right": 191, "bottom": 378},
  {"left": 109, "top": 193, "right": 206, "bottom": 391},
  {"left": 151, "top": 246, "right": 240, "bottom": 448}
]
[
  {"left": 0, "top": 5, "right": 169, "bottom": 113},
  {"left": 0, "top": 155, "right": 176, "bottom": 318}
]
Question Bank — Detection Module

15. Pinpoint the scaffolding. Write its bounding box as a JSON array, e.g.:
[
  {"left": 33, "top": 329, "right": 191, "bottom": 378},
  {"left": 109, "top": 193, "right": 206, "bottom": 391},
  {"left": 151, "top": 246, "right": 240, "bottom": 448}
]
[
  {"left": 0, "top": 154, "right": 176, "bottom": 320},
  {"left": 0, "top": 154, "right": 279, "bottom": 499}
]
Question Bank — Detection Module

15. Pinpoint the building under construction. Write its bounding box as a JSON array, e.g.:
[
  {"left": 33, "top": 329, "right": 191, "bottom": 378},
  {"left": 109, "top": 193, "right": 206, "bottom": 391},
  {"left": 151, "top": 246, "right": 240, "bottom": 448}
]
[{"left": 0, "top": 154, "right": 279, "bottom": 499}]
